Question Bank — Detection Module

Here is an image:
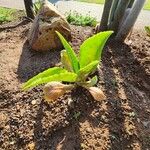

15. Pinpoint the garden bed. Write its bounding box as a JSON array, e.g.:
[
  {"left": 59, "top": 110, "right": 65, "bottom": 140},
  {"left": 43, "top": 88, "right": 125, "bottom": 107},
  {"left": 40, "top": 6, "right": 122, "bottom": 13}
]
[{"left": 0, "top": 22, "right": 150, "bottom": 150}]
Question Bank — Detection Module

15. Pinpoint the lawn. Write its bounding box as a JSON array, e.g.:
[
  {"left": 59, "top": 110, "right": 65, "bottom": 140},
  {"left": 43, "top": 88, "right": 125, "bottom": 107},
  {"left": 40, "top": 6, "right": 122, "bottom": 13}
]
[{"left": 77, "top": 0, "right": 150, "bottom": 10}]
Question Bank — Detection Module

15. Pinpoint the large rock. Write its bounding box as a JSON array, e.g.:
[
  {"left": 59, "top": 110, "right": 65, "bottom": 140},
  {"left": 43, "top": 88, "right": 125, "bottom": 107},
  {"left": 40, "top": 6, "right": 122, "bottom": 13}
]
[{"left": 28, "top": 1, "right": 71, "bottom": 51}]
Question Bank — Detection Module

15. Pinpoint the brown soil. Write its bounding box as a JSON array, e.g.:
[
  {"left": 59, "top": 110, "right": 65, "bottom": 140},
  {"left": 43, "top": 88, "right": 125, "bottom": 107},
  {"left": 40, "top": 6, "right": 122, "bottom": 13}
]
[{"left": 0, "top": 22, "right": 150, "bottom": 150}]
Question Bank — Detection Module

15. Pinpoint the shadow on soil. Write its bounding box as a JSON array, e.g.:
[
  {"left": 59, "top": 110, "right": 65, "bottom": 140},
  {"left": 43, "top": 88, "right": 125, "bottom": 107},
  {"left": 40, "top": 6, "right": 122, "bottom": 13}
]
[
  {"left": 17, "top": 40, "right": 150, "bottom": 149},
  {"left": 17, "top": 41, "right": 61, "bottom": 82},
  {"left": 102, "top": 41, "right": 150, "bottom": 150}
]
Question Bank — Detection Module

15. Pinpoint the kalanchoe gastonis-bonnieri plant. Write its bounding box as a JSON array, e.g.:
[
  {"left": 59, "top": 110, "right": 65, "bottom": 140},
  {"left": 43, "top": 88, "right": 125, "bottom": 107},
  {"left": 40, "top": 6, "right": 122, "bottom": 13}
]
[{"left": 22, "top": 31, "right": 113, "bottom": 102}]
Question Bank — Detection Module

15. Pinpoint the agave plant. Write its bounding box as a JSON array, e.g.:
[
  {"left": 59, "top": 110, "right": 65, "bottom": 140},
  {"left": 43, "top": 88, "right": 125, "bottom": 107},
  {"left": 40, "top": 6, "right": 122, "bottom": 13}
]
[{"left": 22, "top": 31, "right": 113, "bottom": 102}]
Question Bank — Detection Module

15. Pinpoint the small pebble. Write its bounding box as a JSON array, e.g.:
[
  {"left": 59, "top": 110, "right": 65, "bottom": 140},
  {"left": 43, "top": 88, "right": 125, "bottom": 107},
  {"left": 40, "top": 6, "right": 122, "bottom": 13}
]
[
  {"left": 10, "top": 141, "right": 15, "bottom": 145},
  {"left": 86, "top": 127, "right": 92, "bottom": 133},
  {"left": 31, "top": 100, "right": 37, "bottom": 105},
  {"left": 28, "top": 142, "right": 35, "bottom": 150},
  {"left": 137, "top": 118, "right": 140, "bottom": 123},
  {"left": 143, "top": 121, "right": 150, "bottom": 128},
  {"left": 67, "top": 98, "right": 74, "bottom": 108}
]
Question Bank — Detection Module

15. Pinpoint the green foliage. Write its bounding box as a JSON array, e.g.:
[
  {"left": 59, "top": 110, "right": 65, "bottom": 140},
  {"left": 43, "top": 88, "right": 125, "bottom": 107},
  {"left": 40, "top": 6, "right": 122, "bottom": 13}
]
[
  {"left": 23, "top": 67, "right": 77, "bottom": 90},
  {"left": 56, "top": 31, "right": 79, "bottom": 73},
  {"left": 25, "top": 72, "right": 77, "bottom": 90},
  {"left": 88, "top": 76, "right": 98, "bottom": 86},
  {"left": 145, "top": 26, "right": 150, "bottom": 36},
  {"left": 0, "top": 7, "right": 16, "bottom": 24},
  {"left": 77, "top": 61, "right": 99, "bottom": 81},
  {"left": 61, "top": 50, "right": 73, "bottom": 72},
  {"left": 0, "top": 7, "right": 25, "bottom": 24},
  {"left": 22, "top": 31, "right": 113, "bottom": 101},
  {"left": 66, "top": 11, "right": 97, "bottom": 27},
  {"left": 0, "top": 15, "right": 9, "bottom": 23},
  {"left": 33, "top": 0, "right": 42, "bottom": 14},
  {"left": 79, "top": 31, "right": 113, "bottom": 68},
  {"left": 144, "top": 0, "right": 150, "bottom": 10}
]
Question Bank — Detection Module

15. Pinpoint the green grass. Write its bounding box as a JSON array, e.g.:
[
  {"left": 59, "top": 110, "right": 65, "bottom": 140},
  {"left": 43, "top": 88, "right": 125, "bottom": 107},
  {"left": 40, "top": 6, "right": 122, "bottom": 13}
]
[
  {"left": 77, "top": 0, "right": 150, "bottom": 10},
  {"left": 0, "top": 7, "right": 17, "bottom": 24},
  {"left": 0, "top": 1, "right": 41, "bottom": 24},
  {"left": 0, "top": 7, "right": 25, "bottom": 24},
  {"left": 66, "top": 11, "right": 97, "bottom": 26}
]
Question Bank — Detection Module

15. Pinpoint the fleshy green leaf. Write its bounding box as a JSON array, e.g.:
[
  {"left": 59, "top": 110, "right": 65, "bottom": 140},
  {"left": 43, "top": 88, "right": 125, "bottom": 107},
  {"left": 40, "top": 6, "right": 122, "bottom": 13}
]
[
  {"left": 77, "top": 60, "right": 99, "bottom": 81},
  {"left": 23, "top": 71, "right": 77, "bottom": 90},
  {"left": 89, "top": 76, "right": 98, "bottom": 86},
  {"left": 61, "top": 50, "right": 73, "bottom": 72},
  {"left": 79, "top": 31, "right": 113, "bottom": 68},
  {"left": 22, "top": 67, "right": 67, "bottom": 90},
  {"left": 79, "top": 76, "right": 98, "bottom": 88},
  {"left": 56, "top": 31, "right": 79, "bottom": 73}
]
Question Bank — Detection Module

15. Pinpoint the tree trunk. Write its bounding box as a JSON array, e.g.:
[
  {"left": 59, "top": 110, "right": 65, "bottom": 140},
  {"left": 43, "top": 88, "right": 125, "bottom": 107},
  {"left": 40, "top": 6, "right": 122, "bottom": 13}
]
[
  {"left": 110, "top": 0, "right": 130, "bottom": 33},
  {"left": 116, "top": 0, "right": 146, "bottom": 41},
  {"left": 24, "top": 0, "right": 34, "bottom": 19},
  {"left": 98, "top": 0, "right": 113, "bottom": 31}
]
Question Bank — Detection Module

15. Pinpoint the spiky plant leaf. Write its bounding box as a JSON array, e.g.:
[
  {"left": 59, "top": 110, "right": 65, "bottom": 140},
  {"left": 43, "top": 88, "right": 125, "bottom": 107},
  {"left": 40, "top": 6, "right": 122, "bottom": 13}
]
[
  {"left": 79, "top": 31, "right": 113, "bottom": 68},
  {"left": 56, "top": 31, "right": 79, "bottom": 73}
]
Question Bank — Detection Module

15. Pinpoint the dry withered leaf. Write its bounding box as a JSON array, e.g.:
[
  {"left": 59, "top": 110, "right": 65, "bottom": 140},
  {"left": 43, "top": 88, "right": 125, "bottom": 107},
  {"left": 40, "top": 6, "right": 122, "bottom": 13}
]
[
  {"left": 87, "top": 87, "right": 106, "bottom": 101},
  {"left": 43, "top": 82, "right": 74, "bottom": 102}
]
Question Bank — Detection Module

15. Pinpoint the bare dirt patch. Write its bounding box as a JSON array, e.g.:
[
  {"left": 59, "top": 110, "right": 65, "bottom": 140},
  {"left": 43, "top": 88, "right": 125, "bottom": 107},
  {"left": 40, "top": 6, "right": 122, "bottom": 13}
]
[{"left": 0, "top": 23, "right": 150, "bottom": 150}]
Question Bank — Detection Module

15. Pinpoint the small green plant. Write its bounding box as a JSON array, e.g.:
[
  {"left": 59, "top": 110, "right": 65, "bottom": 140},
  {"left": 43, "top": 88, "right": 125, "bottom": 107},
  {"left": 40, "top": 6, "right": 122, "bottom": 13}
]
[
  {"left": 22, "top": 31, "right": 113, "bottom": 102},
  {"left": 0, "top": 7, "right": 16, "bottom": 24},
  {"left": 145, "top": 26, "right": 150, "bottom": 36},
  {"left": 66, "top": 11, "right": 97, "bottom": 27},
  {"left": 0, "top": 7, "right": 25, "bottom": 24},
  {"left": 73, "top": 111, "right": 81, "bottom": 120},
  {"left": 33, "top": 0, "right": 42, "bottom": 14}
]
